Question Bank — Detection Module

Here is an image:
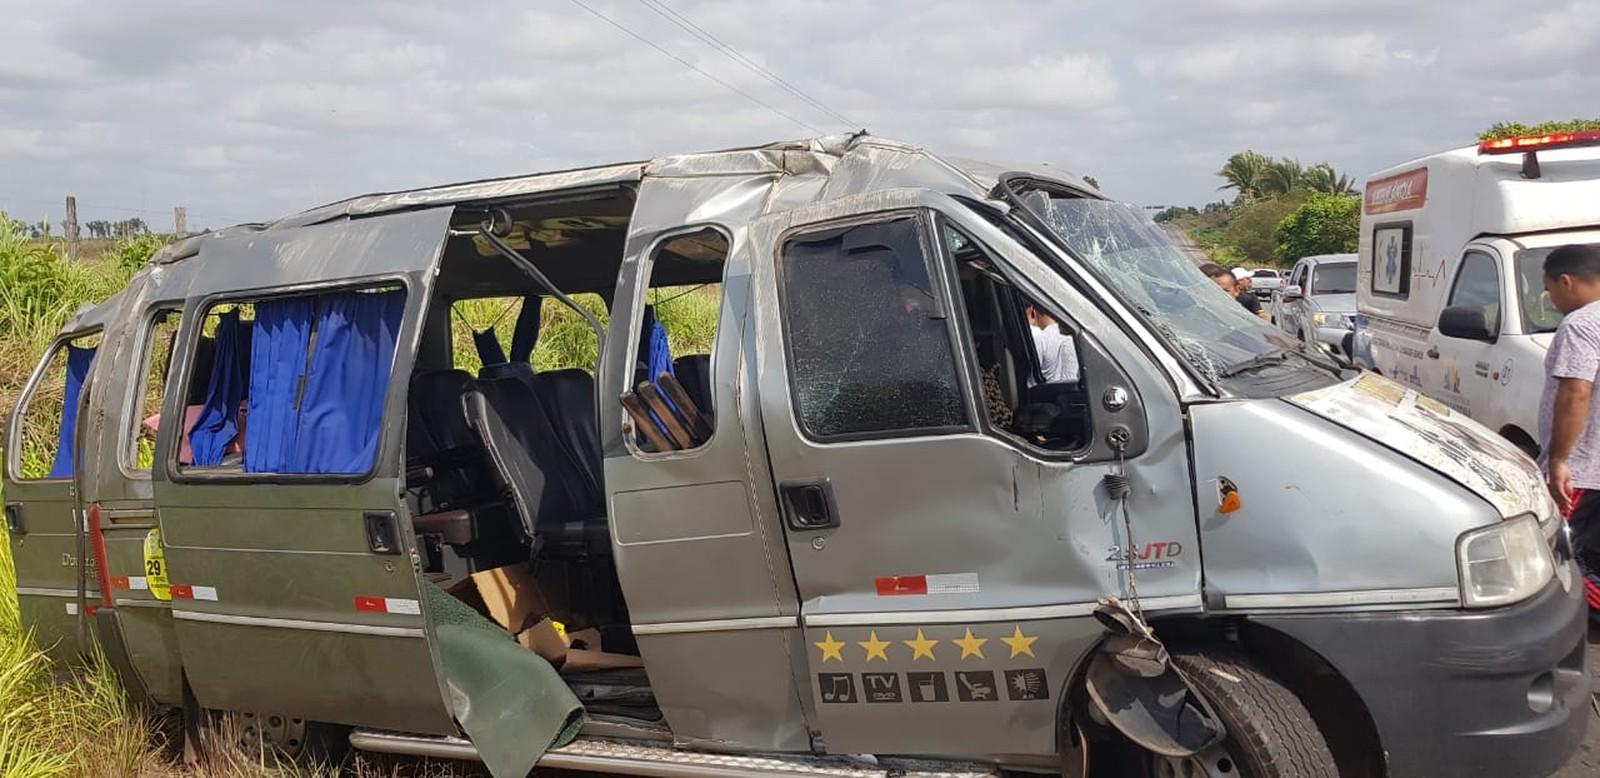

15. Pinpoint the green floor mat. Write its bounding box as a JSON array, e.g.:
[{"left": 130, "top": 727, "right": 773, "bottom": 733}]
[{"left": 427, "top": 583, "right": 584, "bottom": 777}]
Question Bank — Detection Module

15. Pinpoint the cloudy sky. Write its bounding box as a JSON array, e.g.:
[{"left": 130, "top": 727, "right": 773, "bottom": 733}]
[{"left": 1, "top": 0, "right": 1596, "bottom": 231}]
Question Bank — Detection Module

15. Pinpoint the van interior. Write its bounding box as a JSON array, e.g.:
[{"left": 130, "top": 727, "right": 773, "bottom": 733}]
[
  {"left": 402, "top": 191, "right": 725, "bottom": 725},
  {"left": 159, "top": 188, "right": 725, "bottom": 727},
  {"left": 945, "top": 223, "right": 1090, "bottom": 452},
  {"left": 155, "top": 189, "right": 1084, "bottom": 729}
]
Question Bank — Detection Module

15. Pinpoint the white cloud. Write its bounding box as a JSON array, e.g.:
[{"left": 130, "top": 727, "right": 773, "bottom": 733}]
[
  {"left": 0, "top": 0, "right": 1595, "bottom": 227},
  {"left": 1511, "top": 0, "right": 1600, "bottom": 60}
]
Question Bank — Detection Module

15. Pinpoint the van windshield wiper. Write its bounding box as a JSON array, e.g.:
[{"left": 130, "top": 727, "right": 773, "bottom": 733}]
[{"left": 1219, "top": 349, "right": 1290, "bottom": 377}]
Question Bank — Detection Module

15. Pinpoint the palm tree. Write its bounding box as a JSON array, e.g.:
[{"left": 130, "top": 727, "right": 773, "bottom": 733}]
[
  {"left": 1217, "top": 151, "right": 1272, "bottom": 200},
  {"left": 1302, "top": 163, "right": 1356, "bottom": 195},
  {"left": 1258, "top": 158, "right": 1305, "bottom": 197}
]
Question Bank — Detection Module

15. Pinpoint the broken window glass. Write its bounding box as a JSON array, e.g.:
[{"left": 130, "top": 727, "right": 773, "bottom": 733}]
[{"left": 779, "top": 216, "right": 969, "bottom": 439}]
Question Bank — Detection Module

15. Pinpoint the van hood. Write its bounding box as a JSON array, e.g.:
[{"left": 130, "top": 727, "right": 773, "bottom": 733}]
[
  {"left": 1286, "top": 374, "right": 1547, "bottom": 519},
  {"left": 1308, "top": 292, "right": 1356, "bottom": 314}
]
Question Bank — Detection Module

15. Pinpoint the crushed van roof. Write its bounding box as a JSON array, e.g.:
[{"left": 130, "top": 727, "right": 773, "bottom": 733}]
[{"left": 144, "top": 134, "right": 1087, "bottom": 268}]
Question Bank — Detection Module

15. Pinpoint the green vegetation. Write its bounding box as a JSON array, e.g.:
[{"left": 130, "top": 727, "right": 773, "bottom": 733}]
[
  {"left": 1275, "top": 193, "right": 1361, "bottom": 262},
  {"left": 1159, "top": 151, "right": 1358, "bottom": 267},
  {"left": 1480, "top": 118, "right": 1600, "bottom": 141}
]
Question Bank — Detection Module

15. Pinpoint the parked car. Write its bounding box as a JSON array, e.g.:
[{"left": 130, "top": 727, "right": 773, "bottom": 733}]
[
  {"left": 6, "top": 134, "right": 1584, "bottom": 778},
  {"left": 1248, "top": 267, "right": 1282, "bottom": 299},
  {"left": 1272, "top": 254, "right": 1358, "bottom": 364}
]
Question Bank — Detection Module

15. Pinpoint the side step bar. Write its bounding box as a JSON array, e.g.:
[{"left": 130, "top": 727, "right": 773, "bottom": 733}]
[{"left": 348, "top": 731, "right": 1002, "bottom": 778}]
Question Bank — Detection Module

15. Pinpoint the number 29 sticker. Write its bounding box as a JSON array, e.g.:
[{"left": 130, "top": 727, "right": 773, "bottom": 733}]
[{"left": 142, "top": 529, "right": 170, "bottom": 601}]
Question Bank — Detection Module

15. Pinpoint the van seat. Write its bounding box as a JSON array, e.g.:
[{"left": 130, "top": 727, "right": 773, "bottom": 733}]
[
  {"left": 407, "top": 369, "right": 501, "bottom": 523},
  {"left": 531, "top": 368, "right": 604, "bottom": 508},
  {"left": 464, "top": 372, "right": 609, "bottom": 557},
  {"left": 671, "top": 355, "right": 712, "bottom": 422}
]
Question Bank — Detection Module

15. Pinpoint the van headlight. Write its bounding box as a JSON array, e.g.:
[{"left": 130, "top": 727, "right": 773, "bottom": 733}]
[{"left": 1457, "top": 514, "right": 1555, "bottom": 609}]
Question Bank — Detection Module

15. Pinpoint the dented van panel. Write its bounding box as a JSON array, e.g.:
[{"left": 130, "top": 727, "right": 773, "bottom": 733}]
[{"left": 5, "top": 133, "right": 1586, "bottom": 777}]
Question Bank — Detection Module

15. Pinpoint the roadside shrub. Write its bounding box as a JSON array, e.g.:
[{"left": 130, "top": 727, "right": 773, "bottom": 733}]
[
  {"left": 1275, "top": 193, "right": 1360, "bottom": 263},
  {"left": 110, "top": 233, "right": 168, "bottom": 272}
]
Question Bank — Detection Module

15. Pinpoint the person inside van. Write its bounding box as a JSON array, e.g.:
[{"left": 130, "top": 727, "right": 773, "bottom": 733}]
[
  {"left": 1537, "top": 243, "right": 1600, "bottom": 613},
  {"left": 1024, "top": 303, "right": 1080, "bottom": 385}
]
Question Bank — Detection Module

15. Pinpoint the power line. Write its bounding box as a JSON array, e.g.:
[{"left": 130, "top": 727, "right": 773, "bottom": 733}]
[
  {"left": 634, "top": 0, "right": 860, "bottom": 130},
  {"left": 565, "top": 0, "right": 824, "bottom": 135}
]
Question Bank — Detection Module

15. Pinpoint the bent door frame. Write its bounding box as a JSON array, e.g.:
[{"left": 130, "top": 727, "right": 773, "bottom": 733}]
[{"left": 151, "top": 208, "right": 458, "bottom": 733}]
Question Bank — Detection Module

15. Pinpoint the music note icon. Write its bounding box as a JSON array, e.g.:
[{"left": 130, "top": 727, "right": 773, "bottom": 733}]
[{"left": 818, "top": 673, "right": 857, "bottom": 703}]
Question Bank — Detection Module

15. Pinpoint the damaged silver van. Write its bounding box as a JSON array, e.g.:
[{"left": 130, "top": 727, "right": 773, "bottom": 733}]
[{"left": 6, "top": 134, "right": 1588, "bottom": 777}]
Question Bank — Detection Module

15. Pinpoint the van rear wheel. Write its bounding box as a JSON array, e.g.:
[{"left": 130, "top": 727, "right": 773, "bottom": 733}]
[
  {"left": 1150, "top": 649, "right": 1337, "bottom": 778},
  {"left": 223, "top": 711, "right": 349, "bottom": 766}
]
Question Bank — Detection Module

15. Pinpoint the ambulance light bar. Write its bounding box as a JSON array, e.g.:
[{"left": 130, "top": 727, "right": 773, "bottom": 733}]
[{"left": 1479, "top": 130, "right": 1600, "bottom": 155}]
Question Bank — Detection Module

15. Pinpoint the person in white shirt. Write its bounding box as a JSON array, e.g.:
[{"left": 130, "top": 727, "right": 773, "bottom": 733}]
[{"left": 1025, "top": 304, "right": 1080, "bottom": 385}]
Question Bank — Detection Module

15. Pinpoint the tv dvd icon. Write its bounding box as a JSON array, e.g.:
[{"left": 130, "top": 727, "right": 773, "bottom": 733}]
[{"left": 862, "top": 672, "right": 902, "bottom": 703}]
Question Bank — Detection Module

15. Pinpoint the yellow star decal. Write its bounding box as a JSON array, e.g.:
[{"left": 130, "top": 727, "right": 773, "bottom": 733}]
[
  {"left": 903, "top": 628, "right": 939, "bottom": 661},
  {"left": 858, "top": 631, "right": 891, "bottom": 662},
  {"left": 814, "top": 631, "right": 845, "bottom": 663},
  {"left": 953, "top": 627, "right": 988, "bottom": 660},
  {"left": 1000, "top": 625, "right": 1038, "bottom": 659}
]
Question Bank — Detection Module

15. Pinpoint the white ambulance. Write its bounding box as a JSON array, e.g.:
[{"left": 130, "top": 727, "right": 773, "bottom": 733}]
[{"left": 1357, "top": 130, "right": 1600, "bottom": 456}]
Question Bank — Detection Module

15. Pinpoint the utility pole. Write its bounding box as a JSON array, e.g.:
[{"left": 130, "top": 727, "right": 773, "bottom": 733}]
[
  {"left": 174, "top": 207, "right": 188, "bottom": 237},
  {"left": 64, "top": 196, "right": 80, "bottom": 262}
]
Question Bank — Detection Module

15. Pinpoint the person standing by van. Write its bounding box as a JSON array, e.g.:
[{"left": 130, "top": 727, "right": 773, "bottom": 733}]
[{"left": 1538, "top": 243, "right": 1600, "bottom": 613}]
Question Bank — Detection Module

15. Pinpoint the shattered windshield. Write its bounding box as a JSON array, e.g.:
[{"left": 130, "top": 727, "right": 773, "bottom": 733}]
[{"left": 1015, "top": 191, "right": 1307, "bottom": 386}]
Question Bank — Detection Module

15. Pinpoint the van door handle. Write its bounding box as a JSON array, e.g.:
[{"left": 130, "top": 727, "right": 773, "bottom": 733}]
[
  {"left": 4, "top": 502, "right": 23, "bottom": 535},
  {"left": 364, "top": 511, "right": 402, "bottom": 555},
  {"left": 1426, "top": 346, "right": 1440, "bottom": 359},
  {"left": 780, "top": 480, "right": 839, "bottom": 531}
]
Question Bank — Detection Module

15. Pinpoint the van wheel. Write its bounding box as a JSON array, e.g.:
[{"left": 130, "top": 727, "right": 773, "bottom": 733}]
[
  {"left": 1150, "top": 650, "right": 1338, "bottom": 778},
  {"left": 225, "top": 711, "right": 350, "bottom": 766}
]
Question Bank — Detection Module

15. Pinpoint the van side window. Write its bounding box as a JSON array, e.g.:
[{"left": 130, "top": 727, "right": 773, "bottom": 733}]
[
  {"left": 778, "top": 216, "right": 969, "bottom": 440},
  {"left": 448, "top": 293, "right": 610, "bottom": 377},
  {"left": 177, "top": 287, "right": 406, "bottom": 476},
  {"left": 1447, "top": 252, "right": 1502, "bottom": 334},
  {"left": 127, "top": 310, "right": 182, "bottom": 473},
  {"left": 944, "top": 222, "right": 1090, "bottom": 452},
  {"left": 12, "top": 332, "right": 101, "bottom": 480},
  {"left": 624, "top": 228, "right": 727, "bottom": 452}
]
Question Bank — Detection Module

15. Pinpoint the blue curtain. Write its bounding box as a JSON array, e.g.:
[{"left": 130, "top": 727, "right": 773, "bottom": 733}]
[
  {"left": 292, "top": 290, "right": 405, "bottom": 474},
  {"left": 47, "top": 345, "right": 96, "bottom": 478},
  {"left": 647, "top": 321, "right": 674, "bottom": 384},
  {"left": 189, "top": 311, "right": 246, "bottom": 466},
  {"left": 244, "top": 298, "right": 314, "bottom": 473}
]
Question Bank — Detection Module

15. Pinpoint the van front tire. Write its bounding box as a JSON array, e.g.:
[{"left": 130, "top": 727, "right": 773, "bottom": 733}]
[{"left": 1158, "top": 649, "right": 1338, "bottom": 778}]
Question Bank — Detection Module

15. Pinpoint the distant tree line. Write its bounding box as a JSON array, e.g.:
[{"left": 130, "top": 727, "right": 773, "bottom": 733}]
[
  {"left": 1158, "top": 152, "right": 1359, "bottom": 267},
  {"left": 18, "top": 217, "right": 151, "bottom": 240}
]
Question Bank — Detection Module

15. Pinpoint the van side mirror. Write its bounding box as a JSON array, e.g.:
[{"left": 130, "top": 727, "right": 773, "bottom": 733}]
[
  {"left": 1281, "top": 285, "right": 1303, "bottom": 300},
  {"left": 1438, "top": 306, "right": 1496, "bottom": 342}
]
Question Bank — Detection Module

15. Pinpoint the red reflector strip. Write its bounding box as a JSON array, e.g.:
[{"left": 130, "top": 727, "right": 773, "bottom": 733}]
[
  {"left": 876, "top": 575, "right": 929, "bottom": 596},
  {"left": 87, "top": 503, "right": 114, "bottom": 608},
  {"left": 354, "top": 596, "right": 387, "bottom": 613},
  {"left": 170, "top": 584, "right": 194, "bottom": 600},
  {"left": 1479, "top": 129, "right": 1600, "bottom": 154},
  {"left": 354, "top": 596, "right": 422, "bottom": 615},
  {"left": 111, "top": 576, "right": 130, "bottom": 590}
]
